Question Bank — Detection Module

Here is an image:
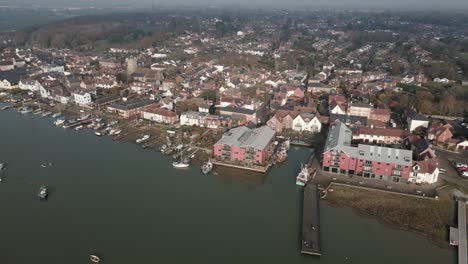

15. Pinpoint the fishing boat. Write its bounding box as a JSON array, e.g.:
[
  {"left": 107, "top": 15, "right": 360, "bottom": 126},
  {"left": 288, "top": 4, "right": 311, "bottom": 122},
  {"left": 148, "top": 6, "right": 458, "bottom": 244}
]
[
  {"left": 276, "top": 147, "right": 288, "bottom": 163},
  {"left": 18, "top": 107, "right": 32, "bottom": 114},
  {"left": 54, "top": 118, "right": 66, "bottom": 126},
  {"left": 38, "top": 186, "right": 48, "bottom": 200},
  {"left": 41, "top": 111, "right": 52, "bottom": 117},
  {"left": 136, "top": 135, "right": 150, "bottom": 144},
  {"left": 52, "top": 112, "right": 61, "bottom": 118},
  {"left": 89, "top": 255, "right": 101, "bottom": 263},
  {"left": 201, "top": 159, "right": 213, "bottom": 174},
  {"left": 296, "top": 164, "right": 309, "bottom": 186}
]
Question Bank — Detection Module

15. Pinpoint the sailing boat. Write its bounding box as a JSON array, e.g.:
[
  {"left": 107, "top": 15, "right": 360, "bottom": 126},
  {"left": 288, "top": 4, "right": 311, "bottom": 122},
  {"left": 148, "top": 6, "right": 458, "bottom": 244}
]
[{"left": 172, "top": 152, "right": 190, "bottom": 168}]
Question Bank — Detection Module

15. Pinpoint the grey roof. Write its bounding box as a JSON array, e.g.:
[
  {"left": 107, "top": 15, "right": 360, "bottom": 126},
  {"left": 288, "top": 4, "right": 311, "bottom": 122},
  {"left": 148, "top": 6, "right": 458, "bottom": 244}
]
[
  {"left": 324, "top": 123, "right": 412, "bottom": 166},
  {"left": 330, "top": 113, "right": 368, "bottom": 126},
  {"left": 219, "top": 106, "right": 255, "bottom": 115},
  {"left": 408, "top": 111, "right": 429, "bottom": 121},
  {"left": 108, "top": 98, "right": 154, "bottom": 111},
  {"left": 356, "top": 145, "right": 413, "bottom": 166},
  {"left": 324, "top": 123, "right": 353, "bottom": 153},
  {"left": 216, "top": 126, "right": 275, "bottom": 150},
  {"left": 351, "top": 103, "right": 372, "bottom": 108}
]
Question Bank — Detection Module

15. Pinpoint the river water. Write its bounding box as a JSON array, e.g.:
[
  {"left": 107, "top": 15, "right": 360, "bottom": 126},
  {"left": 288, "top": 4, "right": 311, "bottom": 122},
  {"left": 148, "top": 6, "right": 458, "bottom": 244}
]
[{"left": 0, "top": 108, "right": 456, "bottom": 263}]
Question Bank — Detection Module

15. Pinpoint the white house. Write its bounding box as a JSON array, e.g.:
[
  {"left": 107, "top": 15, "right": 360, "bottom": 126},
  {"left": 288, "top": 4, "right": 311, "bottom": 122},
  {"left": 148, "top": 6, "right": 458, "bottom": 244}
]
[
  {"left": 19, "top": 79, "right": 42, "bottom": 91},
  {"left": 73, "top": 91, "right": 93, "bottom": 106},
  {"left": 409, "top": 160, "right": 439, "bottom": 184},
  {"left": 180, "top": 111, "right": 203, "bottom": 126},
  {"left": 407, "top": 112, "right": 429, "bottom": 132},
  {"left": 0, "top": 79, "right": 17, "bottom": 89},
  {"left": 292, "top": 113, "right": 322, "bottom": 133},
  {"left": 330, "top": 104, "right": 346, "bottom": 115}
]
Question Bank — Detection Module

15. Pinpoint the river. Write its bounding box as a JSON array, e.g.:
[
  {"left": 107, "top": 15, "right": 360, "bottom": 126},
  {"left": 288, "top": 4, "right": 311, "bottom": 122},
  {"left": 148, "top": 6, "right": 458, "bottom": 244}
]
[{"left": 0, "top": 108, "right": 456, "bottom": 263}]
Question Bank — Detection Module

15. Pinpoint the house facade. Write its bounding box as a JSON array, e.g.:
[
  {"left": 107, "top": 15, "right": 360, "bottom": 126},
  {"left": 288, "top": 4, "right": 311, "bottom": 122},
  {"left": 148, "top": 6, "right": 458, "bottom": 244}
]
[
  {"left": 292, "top": 113, "right": 322, "bottom": 133},
  {"left": 142, "top": 107, "right": 178, "bottom": 124}
]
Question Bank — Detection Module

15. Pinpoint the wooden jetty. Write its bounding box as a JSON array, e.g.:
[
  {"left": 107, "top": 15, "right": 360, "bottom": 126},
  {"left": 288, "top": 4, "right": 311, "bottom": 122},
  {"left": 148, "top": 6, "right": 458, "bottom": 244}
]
[
  {"left": 211, "top": 160, "right": 271, "bottom": 173},
  {"left": 301, "top": 183, "right": 321, "bottom": 256}
]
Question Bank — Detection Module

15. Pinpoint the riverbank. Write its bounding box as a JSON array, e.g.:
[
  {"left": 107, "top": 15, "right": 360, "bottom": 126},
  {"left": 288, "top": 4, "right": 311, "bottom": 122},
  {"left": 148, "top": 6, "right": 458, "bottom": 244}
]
[
  {"left": 1, "top": 100, "right": 214, "bottom": 166},
  {"left": 324, "top": 183, "right": 455, "bottom": 247}
]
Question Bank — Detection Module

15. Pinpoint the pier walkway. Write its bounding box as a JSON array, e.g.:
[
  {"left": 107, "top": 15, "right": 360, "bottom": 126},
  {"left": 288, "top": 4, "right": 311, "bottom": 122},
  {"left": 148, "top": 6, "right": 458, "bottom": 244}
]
[
  {"left": 459, "top": 200, "right": 467, "bottom": 264},
  {"left": 301, "top": 183, "right": 321, "bottom": 256}
]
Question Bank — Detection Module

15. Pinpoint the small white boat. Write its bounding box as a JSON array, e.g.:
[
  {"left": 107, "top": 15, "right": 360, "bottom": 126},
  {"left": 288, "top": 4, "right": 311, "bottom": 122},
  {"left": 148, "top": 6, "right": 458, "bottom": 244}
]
[
  {"left": 89, "top": 255, "right": 101, "bottom": 263},
  {"left": 173, "top": 161, "right": 190, "bottom": 168},
  {"left": 95, "top": 131, "right": 103, "bottom": 137},
  {"left": 136, "top": 135, "right": 150, "bottom": 144},
  {"left": 33, "top": 109, "right": 43, "bottom": 115},
  {"left": 173, "top": 154, "right": 190, "bottom": 168},
  {"left": 78, "top": 114, "right": 91, "bottom": 121},
  {"left": 74, "top": 125, "right": 83, "bottom": 131},
  {"left": 0, "top": 163, "right": 5, "bottom": 171},
  {"left": 52, "top": 112, "right": 61, "bottom": 118},
  {"left": 38, "top": 186, "right": 48, "bottom": 200},
  {"left": 18, "top": 107, "right": 32, "bottom": 114},
  {"left": 54, "top": 118, "right": 66, "bottom": 126},
  {"left": 201, "top": 159, "right": 213, "bottom": 174},
  {"left": 41, "top": 111, "right": 52, "bottom": 117}
]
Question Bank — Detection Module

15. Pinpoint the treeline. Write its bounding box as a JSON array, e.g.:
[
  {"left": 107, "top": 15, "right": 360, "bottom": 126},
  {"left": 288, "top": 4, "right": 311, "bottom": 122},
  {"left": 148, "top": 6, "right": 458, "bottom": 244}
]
[{"left": 376, "top": 83, "right": 468, "bottom": 117}]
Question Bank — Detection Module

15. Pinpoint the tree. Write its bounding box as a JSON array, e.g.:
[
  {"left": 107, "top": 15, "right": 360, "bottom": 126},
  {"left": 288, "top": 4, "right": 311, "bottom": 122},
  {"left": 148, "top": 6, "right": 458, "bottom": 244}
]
[{"left": 200, "top": 89, "right": 217, "bottom": 102}]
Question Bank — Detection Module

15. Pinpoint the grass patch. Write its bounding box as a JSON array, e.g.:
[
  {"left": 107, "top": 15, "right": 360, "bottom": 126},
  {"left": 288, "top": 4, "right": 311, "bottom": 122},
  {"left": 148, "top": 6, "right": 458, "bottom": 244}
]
[{"left": 325, "top": 185, "right": 455, "bottom": 246}]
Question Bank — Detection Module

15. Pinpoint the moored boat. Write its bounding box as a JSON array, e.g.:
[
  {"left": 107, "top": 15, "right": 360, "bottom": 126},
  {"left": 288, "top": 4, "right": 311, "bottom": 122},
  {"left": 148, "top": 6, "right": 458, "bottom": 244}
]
[
  {"left": 54, "top": 118, "right": 66, "bottom": 126},
  {"left": 95, "top": 131, "right": 103, "bottom": 137},
  {"left": 0, "top": 162, "right": 5, "bottom": 171},
  {"left": 89, "top": 255, "right": 101, "bottom": 263},
  {"left": 52, "top": 112, "right": 61, "bottom": 118},
  {"left": 33, "top": 109, "right": 43, "bottom": 115},
  {"left": 18, "top": 107, "right": 32, "bottom": 114},
  {"left": 201, "top": 159, "right": 213, "bottom": 174},
  {"left": 296, "top": 163, "right": 309, "bottom": 186},
  {"left": 41, "top": 111, "right": 52, "bottom": 117},
  {"left": 38, "top": 185, "right": 48, "bottom": 200},
  {"left": 78, "top": 114, "right": 91, "bottom": 121},
  {"left": 136, "top": 134, "right": 150, "bottom": 144},
  {"left": 74, "top": 125, "right": 84, "bottom": 131}
]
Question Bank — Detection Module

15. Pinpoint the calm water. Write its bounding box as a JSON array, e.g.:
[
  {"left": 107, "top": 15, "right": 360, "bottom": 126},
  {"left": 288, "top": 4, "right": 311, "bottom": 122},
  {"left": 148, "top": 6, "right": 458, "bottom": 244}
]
[{"left": 0, "top": 108, "right": 456, "bottom": 264}]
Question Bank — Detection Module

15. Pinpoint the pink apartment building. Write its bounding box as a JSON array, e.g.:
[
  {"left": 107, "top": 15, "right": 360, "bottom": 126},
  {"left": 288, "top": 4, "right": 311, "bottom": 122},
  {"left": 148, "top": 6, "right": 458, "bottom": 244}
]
[
  {"left": 213, "top": 126, "right": 275, "bottom": 166},
  {"left": 322, "top": 123, "right": 413, "bottom": 183}
]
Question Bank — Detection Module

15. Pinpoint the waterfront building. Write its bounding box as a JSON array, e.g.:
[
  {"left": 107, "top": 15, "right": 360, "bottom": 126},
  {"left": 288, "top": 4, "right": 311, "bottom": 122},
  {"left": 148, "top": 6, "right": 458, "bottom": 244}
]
[
  {"left": 322, "top": 123, "right": 415, "bottom": 183},
  {"left": 353, "top": 127, "right": 410, "bottom": 145},
  {"left": 213, "top": 126, "right": 275, "bottom": 166},
  {"left": 141, "top": 106, "right": 178, "bottom": 124},
  {"left": 107, "top": 98, "right": 156, "bottom": 119}
]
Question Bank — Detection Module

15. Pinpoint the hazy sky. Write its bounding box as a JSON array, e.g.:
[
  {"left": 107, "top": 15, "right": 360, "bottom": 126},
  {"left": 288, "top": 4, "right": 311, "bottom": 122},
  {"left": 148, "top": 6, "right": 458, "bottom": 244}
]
[{"left": 3, "top": 0, "right": 468, "bottom": 10}]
